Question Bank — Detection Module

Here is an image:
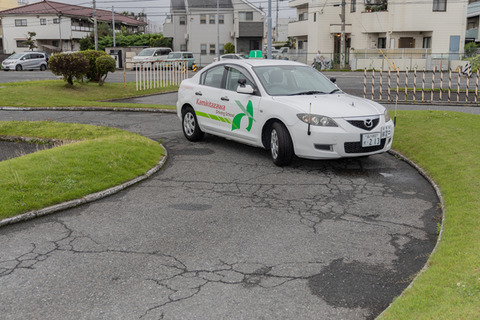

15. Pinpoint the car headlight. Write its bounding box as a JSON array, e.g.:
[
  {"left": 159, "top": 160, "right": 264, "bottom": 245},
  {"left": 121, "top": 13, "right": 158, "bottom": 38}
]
[
  {"left": 384, "top": 109, "right": 391, "bottom": 122},
  {"left": 297, "top": 114, "right": 338, "bottom": 127}
]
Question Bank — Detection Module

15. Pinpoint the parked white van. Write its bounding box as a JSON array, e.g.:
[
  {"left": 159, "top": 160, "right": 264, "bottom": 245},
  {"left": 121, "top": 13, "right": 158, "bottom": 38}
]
[
  {"left": 1, "top": 51, "right": 48, "bottom": 71},
  {"left": 132, "top": 47, "right": 172, "bottom": 64}
]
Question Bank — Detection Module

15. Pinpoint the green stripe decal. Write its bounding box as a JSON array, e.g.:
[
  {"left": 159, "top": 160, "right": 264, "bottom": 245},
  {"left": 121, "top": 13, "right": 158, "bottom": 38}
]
[{"left": 195, "top": 111, "right": 231, "bottom": 124}]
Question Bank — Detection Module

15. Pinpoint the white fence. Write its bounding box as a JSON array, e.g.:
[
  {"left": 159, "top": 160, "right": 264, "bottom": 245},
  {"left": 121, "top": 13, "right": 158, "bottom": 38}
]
[
  {"left": 363, "top": 68, "right": 480, "bottom": 104},
  {"left": 134, "top": 60, "right": 194, "bottom": 91}
]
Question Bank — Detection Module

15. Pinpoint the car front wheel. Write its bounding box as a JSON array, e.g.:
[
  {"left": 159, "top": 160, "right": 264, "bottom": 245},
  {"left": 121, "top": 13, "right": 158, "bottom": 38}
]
[
  {"left": 270, "top": 122, "right": 293, "bottom": 166},
  {"left": 15, "top": 64, "right": 22, "bottom": 71},
  {"left": 182, "top": 106, "right": 204, "bottom": 141}
]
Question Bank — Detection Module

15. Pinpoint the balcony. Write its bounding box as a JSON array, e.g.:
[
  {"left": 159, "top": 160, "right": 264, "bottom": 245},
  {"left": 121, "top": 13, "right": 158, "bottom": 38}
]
[
  {"left": 289, "top": 0, "right": 309, "bottom": 9},
  {"left": 288, "top": 19, "right": 309, "bottom": 37}
]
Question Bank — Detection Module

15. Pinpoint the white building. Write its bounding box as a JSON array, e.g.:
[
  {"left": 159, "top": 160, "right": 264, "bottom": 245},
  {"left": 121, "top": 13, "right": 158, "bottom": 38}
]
[
  {"left": 0, "top": 0, "right": 146, "bottom": 54},
  {"left": 289, "top": 0, "right": 468, "bottom": 69},
  {"left": 163, "top": 0, "right": 265, "bottom": 65}
]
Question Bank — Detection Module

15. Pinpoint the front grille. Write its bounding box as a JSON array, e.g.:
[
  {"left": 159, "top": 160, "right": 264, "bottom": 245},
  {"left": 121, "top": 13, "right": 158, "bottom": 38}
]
[
  {"left": 346, "top": 118, "right": 379, "bottom": 131},
  {"left": 344, "top": 139, "right": 386, "bottom": 154}
]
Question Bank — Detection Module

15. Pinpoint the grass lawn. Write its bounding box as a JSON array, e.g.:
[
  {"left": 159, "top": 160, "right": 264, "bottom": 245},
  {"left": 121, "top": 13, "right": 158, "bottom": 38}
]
[
  {"left": 0, "top": 121, "right": 165, "bottom": 219},
  {"left": 379, "top": 110, "right": 480, "bottom": 319},
  {"left": 0, "top": 80, "right": 177, "bottom": 109}
]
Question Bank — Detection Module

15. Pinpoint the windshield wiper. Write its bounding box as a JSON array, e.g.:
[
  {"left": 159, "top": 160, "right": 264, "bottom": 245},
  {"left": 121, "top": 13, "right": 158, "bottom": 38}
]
[
  {"left": 328, "top": 89, "right": 341, "bottom": 94},
  {"left": 288, "top": 90, "right": 326, "bottom": 96}
]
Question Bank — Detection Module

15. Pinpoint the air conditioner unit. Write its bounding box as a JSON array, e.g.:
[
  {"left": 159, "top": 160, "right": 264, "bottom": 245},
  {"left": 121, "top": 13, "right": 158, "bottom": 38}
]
[
  {"left": 230, "top": 31, "right": 235, "bottom": 37},
  {"left": 184, "top": 33, "right": 189, "bottom": 40},
  {"left": 365, "top": 0, "right": 379, "bottom": 4}
]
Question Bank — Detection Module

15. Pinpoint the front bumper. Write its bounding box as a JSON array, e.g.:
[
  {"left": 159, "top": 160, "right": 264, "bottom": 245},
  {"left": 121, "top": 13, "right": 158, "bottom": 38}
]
[{"left": 290, "top": 120, "right": 394, "bottom": 159}]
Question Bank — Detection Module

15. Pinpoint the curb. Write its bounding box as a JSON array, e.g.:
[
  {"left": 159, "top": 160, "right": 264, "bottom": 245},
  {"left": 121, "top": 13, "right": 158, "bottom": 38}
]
[
  {"left": 0, "top": 148, "right": 168, "bottom": 228},
  {"left": 379, "top": 149, "right": 445, "bottom": 317},
  {"left": 0, "top": 106, "right": 177, "bottom": 113}
]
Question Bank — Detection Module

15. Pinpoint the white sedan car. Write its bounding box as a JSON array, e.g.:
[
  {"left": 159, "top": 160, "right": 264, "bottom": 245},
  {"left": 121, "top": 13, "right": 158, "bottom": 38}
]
[{"left": 176, "top": 60, "right": 394, "bottom": 166}]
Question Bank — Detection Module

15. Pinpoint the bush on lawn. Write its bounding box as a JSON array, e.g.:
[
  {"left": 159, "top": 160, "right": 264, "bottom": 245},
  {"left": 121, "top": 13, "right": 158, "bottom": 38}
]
[
  {"left": 49, "top": 53, "right": 89, "bottom": 85},
  {"left": 79, "top": 50, "right": 109, "bottom": 82},
  {"left": 96, "top": 55, "right": 116, "bottom": 86}
]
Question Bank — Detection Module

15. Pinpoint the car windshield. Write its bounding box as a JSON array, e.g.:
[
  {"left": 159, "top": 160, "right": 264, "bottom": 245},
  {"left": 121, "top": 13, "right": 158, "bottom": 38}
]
[
  {"left": 137, "top": 49, "right": 156, "bottom": 56},
  {"left": 168, "top": 52, "right": 182, "bottom": 59},
  {"left": 8, "top": 53, "right": 23, "bottom": 59},
  {"left": 253, "top": 65, "right": 340, "bottom": 96}
]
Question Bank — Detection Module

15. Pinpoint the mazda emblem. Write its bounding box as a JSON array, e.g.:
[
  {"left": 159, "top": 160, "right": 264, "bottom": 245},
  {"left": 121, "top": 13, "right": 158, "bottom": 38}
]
[{"left": 364, "top": 119, "right": 373, "bottom": 128}]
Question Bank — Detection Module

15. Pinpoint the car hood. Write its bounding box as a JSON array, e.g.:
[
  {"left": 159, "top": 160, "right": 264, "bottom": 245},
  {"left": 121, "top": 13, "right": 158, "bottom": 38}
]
[
  {"left": 132, "top": 56, "right": 155, "bottom": 62},
  {"left": 272, "top": 93, "right": 385, "bottom": 118}
]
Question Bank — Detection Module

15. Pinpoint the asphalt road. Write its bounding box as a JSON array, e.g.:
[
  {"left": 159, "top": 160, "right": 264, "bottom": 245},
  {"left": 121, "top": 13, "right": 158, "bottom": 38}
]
[{"left": 0, "top": 109, "right": 440, "bottom": 320}]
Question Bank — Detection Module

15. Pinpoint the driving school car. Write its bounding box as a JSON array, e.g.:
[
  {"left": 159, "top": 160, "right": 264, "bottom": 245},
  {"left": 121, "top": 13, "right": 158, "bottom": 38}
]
[{"left": 176, "top": 60, "right": 394, "bottom": 166}]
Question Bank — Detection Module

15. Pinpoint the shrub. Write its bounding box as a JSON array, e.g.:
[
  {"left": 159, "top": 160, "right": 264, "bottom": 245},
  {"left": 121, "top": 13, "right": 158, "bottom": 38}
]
[
  {"left": 224, "top": 42, "right": 235, "bottom": 54},
  {"left": 79, "top": 50, "right": 109, "bottom": 82},
  {"left": 464, "top": 42, "right": 479, "bottom": 58},
  {"left": 48, "top": 53, "right": 89, "bottom": 85},
  {"left": 96, "top": 56, "right": 116, "bottom": 86}
]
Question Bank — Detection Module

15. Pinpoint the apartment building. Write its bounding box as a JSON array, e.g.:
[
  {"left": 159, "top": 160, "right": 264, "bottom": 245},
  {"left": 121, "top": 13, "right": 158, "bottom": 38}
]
[
  {"left": 289, "top": 0, "right": 468, "bottom": 67},
  {"left": 0, "top": 0, "right": 146, "bottom": 54},
  {"left": 163, "top": 0, "right": 264, "bottom": 64}
]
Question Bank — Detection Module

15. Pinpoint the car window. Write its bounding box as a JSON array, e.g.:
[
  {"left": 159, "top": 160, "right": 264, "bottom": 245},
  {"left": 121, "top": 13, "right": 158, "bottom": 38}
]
[
  {"left": 254, "top": 65, "right": 338, "bottom": 96},
  {"left": 161, "top": 49, "right": 171, "bottom": 55},
  {"left": 138, "top": 49, "right": 156, "bottom": 56},
  {"left": 201, "top": 66, "right": 225, "bottom": 89},
  {"left": 225, "top": 66, "right": 255, "bottom": 92},
  {"left": 185, "top": 53, "right": 193, "bottom": 58}
]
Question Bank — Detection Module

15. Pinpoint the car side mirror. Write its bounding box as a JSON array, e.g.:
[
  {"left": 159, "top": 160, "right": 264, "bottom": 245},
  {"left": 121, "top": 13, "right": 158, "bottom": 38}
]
[
  {"left": 330, "top": 77, "right": 337, "bottom": 83},
  {"left": 237, "top": 84, "right": 255, "bottom": 95}
]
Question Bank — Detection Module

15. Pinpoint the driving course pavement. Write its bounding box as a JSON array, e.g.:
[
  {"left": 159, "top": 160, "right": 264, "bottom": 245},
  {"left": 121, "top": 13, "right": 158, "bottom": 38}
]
[{"left": 0, "top": 101, "right": 442, "bottom": 319}]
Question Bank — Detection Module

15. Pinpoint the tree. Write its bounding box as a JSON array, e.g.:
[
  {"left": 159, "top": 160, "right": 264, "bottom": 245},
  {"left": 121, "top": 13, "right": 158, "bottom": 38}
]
[
  {"left": 25, "top": 32, "right": 37, "bottom": 51},
  {"left": 49, "top": 53, "right": 89, "bottom": 85},
  {"left": 464, "top": 42, "right": 478, "bottom": 58},
  {"left": 224, "top": 42, "right": 235, "bottom": 54},
  {"left": 80, "top": 36, "right": 94, "bottom": 51},
  {"left": 96, "top": 56, "right": 116, "bottom": 86},
  {"left": 79, "top": 50, "right": 109, "bottom": 82}
]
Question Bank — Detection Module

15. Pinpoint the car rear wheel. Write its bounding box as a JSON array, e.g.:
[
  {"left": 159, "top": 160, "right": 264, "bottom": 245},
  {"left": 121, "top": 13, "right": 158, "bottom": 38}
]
[
  {"left": 15, "top": 64, "right": 22, "bottom": 71},
  {"left": 270, "top": 122, "right": 293, "bottom": 166},
  {"left": 40, "top": 64, "right": 46, "bottom": 71},
  {"left": 182, "top": 106, "right": 204, "bottom": 141}
]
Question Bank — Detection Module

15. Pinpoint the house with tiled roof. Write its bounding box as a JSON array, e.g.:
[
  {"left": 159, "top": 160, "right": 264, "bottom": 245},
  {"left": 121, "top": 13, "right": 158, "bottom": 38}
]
[
  {"left": 162, "top": 0, "right": 264, "bottom": 64},
  {"left": 0, "top": 0, "right": 147, "bottom": 54}
]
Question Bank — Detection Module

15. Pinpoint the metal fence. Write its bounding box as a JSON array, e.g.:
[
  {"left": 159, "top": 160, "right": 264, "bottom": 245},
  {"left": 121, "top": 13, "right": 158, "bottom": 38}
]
[
  {"left": 363, "top": 68, "right": 480, "bottom": 104},
  {"left": 134, "top": 60, "right": 194, "bottom": 91}
]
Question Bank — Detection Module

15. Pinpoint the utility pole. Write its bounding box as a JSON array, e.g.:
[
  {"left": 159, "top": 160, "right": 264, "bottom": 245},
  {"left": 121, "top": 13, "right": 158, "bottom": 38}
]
[
  {"left": 275, "top": 0, "right": 278, "bottom": 42},
  {"left": 112, "top": 6, "right": 116, "bottom": 47},
  {"left": 340, "top": 0, "right": 346, "bottom": 69},
  {"left": 93, "top": 0, "right": 98, "bottom": 50},
  {"left": 217, "top": 0, "right": 220, "bottom": 60},
  {"left": 267, "top": 0, "right": 272, "bottom": 59}
]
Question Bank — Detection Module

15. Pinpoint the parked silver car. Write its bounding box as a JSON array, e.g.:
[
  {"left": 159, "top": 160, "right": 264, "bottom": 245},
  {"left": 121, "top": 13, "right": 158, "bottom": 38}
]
[{"left": 1, "top": 51, "right": 49, "bottom": 71}]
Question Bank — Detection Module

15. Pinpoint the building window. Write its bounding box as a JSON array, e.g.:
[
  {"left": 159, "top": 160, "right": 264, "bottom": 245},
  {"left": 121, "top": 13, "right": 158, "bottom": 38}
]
[
  {"left": 351, "top": 0, "right": 356, "bottom": 13},
  {"left": 52, "top": 40, "right": 59, "bottom": 47},
  {"left": 179, "top": 16, "right": 186, "bottom": 25},
  {"left": 314, "top": 13, "right": 316, "bottom": 22},
  {"left": 15, "top": 19, "right": 27, "bottom": 26},
  {"left": 201, "top": 44, "right": 207, "bottom": 55},
  {"left": 219, "top": 14, "right": 224, "bottom": 24},
  {"left": 298, "top": 13, "right": 307, "bottom": 21},
  {"left": 209, "top": 15, "right": 215, "bottom": 24},
  {"left": 16, "top": 40, "right": 28, "bottom": 47},
  {"left": 40, "top": 18, "right": 46, "bottom": 25},
  {"left": 219, "top": 44, "right": 225, "bottom": 55},
  {"left": 200, "top": 15, "right": 206, "bottom": 24},
  {"left": 378, "top": 37, "right": 386, "bottom": 48},
  {"left": 433, "top": 0, "right": 447, "bottom": 12},
  {"left": 423, "top": 37, "right": 432, "bottom": 48},
  {"left": 53, "top": 18, "right": 60, "bottom": 24},
  {"left": 239, "top": 12, "right": 253, "bottom": 21},
  {"left": 399, "top": 37, "right": 415, "bottom": 48},
  {"left": 210, "top": 44, "right": 216, "bottom": 54}
]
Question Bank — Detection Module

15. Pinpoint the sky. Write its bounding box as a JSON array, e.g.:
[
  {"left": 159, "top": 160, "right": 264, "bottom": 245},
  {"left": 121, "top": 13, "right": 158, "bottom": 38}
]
[{"left": 29, "top": 0, "right": 295, "bottom": 31}]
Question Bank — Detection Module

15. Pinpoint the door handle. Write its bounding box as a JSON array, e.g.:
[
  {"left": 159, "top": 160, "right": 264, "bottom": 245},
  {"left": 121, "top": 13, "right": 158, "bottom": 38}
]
[
  {"left": 195, "top": 91, "right": 202, "bottom": 96},
  {"left": 221, "top": 96, "right": 229, "bottom": 101}
]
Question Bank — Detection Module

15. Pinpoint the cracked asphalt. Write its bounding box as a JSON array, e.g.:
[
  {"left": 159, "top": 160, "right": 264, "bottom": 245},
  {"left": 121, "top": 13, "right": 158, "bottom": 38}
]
[{"left": 0, "top": 109, "right": 440, "bottom": 320}]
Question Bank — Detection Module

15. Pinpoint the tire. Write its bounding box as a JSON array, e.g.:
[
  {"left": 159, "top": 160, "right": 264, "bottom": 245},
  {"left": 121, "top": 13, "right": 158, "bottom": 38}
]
[
  {"left": 40, "top": 64, "right": 46, "bottom": 71},
  {"left": 270, "top": 122, "right": 294, "bottom": 166},
  {"left": 15, "top": 64, "right": 22, "bottom": 71},
  {"left": 182, "top": 106, "right": 204, "bottom": 142}
]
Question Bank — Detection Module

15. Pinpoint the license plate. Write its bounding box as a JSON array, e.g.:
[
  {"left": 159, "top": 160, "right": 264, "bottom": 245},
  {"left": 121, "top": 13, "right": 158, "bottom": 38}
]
[{"left": 362, "top": 132, "right": 381, "bottom": 147}]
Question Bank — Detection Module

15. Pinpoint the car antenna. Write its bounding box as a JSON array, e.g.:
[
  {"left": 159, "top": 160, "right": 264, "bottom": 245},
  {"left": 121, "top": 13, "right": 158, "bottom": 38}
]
[{"left": 307, "top": 102, "right": 312, "bottom": 136}]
